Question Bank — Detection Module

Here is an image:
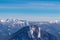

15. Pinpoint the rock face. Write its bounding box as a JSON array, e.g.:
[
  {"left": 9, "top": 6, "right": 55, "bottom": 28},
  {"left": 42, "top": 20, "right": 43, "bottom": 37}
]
[
  {"left": 9, "top": 25, "right": 57, "bottom": 40},
  {"left": 0, "top": 19, "right": 28, "bottom": 40},
  {"left": 0, "top": 20, "right": 60, "bottom": 40}
]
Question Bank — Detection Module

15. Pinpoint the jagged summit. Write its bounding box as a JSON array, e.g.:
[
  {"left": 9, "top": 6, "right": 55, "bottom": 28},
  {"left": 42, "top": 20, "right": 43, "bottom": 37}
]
[{"left": 0, "top": 19, "right": 60, "bottom": 40}]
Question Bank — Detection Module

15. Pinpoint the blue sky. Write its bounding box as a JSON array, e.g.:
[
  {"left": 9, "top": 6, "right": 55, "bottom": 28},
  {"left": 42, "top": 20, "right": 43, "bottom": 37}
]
[{"left": 0, "top": 0, "right": 60, "bottom": 21}]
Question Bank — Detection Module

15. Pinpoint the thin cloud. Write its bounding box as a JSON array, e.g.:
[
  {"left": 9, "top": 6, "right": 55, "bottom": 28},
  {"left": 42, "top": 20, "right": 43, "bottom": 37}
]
[{"left": 0, "top": 2, "right": 60, "bottom": 9}]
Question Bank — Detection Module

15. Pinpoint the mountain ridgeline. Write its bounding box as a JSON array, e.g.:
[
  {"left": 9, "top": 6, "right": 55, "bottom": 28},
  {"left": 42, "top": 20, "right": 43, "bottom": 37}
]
[{"left": 0, "top": 19, "right": 60, "bottom": 40}]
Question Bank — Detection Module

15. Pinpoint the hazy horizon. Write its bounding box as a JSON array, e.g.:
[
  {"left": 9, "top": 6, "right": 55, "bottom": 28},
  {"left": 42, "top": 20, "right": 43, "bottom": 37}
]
[{"left": 0, "top": 0, "right": 60, "bottom": 21}]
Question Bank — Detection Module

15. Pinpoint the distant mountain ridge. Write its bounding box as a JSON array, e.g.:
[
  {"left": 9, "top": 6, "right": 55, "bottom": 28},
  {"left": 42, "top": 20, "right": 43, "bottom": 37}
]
[{"left": 0, "top": 19, "right": 60, "bottom": 40}]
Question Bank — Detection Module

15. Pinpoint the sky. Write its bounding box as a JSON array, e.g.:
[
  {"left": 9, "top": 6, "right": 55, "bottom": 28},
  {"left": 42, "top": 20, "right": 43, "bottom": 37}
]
[{"left": 0, "top": 0, "right": 60, "bottom": 21}]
